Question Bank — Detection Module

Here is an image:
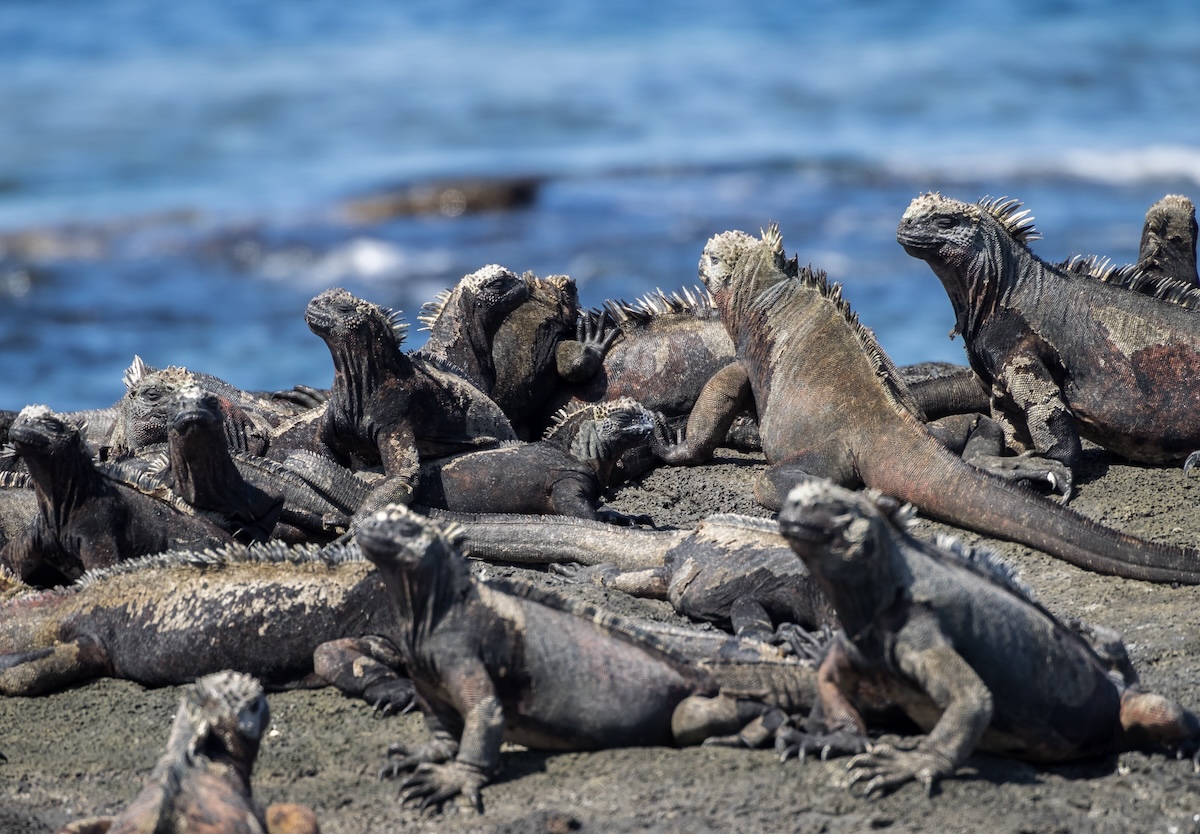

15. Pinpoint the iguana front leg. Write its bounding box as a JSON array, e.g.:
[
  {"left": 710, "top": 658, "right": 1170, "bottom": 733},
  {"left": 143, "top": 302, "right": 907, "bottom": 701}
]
[
  {"left": 311, "top": 635, "right": 414, "bottom": 715},
  {"left": 990, "top": 351, "right": 1083, "bottom": 474},
  {"left": 0, "top": 638, "right": 109, "bottom": 696},
  {"left": 655, "top": 362, "right": 752, "bottom": 465},
  {"left": 353, "top": 429, "right": 420, "bottom": 522},
  {"left": 556, "top": 315, "right": 619, "bottom": 381},
  {"left": 846, "top": 638, "right": 993, "bottom": 797}
]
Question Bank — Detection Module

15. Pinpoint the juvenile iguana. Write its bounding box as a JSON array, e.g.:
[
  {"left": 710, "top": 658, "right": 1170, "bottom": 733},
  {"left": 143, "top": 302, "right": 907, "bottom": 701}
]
[
  {"left": 415, "top": 398, "right": 656, "bottom": 523},
  {"left": 55, "top": 671, "right": 320, "bottom": 834},
  {"left": 0, "top": 405, "right": 235, "bottom": 586},
  {"left": 654, "top": 225, "right": 1200, "bottom": 584},
  {"left": 774, "top": 480, "right": 1200, "bottom": 796},
  {"left": 898, "top": 193, "right": 1200, "bottom": 473},
  {"left": 414, "top": 263, "right": 531, "bottom": 394},
  {"left": 285, "top": 287, "right": 518, "bottom": 516},
  {"left": 355, "top": 504, "right": 821, "bottom": 813},
  {"left": 0, "top": 541, "right": 411, "bottom": 710}
]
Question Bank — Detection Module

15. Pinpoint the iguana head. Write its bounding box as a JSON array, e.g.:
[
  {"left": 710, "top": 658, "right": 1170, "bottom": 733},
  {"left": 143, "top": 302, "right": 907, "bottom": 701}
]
[
  {"left": 548, "top": 397, "right": 657, "bottom": 463},
  {"left": 170, "top": 670, "right": 268, "bottom": 775},
  {"left": 167, "top": 383, "right": 223, "bottom": 440},
  {"left": 305, "top": 287, "right": 408, "bottom": 350},
  {"left": 6, "top": 405, "right": 87, "bottom": 461},
  {"left": 113, "top": 360, "right": 195, "bottom": 454},
  {"left": 419, "top": 264, "right": 530, "bottom": 334},
  {"left": 698, "top": 226, "right": 790, "bottom": 321},
  {"left": 354, "top": 503, "right": 464, "bottom": 568},
  {"left": 1139, "top": 194, "right": 1197, "bottom": 278}
]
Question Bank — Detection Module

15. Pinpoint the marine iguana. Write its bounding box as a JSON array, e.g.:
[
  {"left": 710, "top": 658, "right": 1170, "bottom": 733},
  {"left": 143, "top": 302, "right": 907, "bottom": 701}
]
[
  {"left": 294, "top": 287, "right": 518, "bottom": 516},
  {"left": 415, "top": 398, "right": 656, "bottom": 523},
  {"left": 1138, "top": 193, "right": 1198, "bottom": 286},
  {"left": 55, "top": 671, "right": 320, "bottom": 834},
  {"left": 414, "top": 263, "right": 531, "bottom": 394},
  {"left": 355, "top": 504, "right": 821, "bottom": 813},
  {"left": 0, "top": 405, "right": 235, "bottom": 586},
  {"left": 897, "top": 193, "right": 1200, "bottom": 473},
  {"left": 0, "top": 542, "right": 412, "bottom": 710},
  {"left": 489, "top": 272, "right": 617, "bottom": 438},
  {"left": 654, "top": 225, "right": 1200, "bottom": 584},
  {"left": 774, "top": 480, "right": 1200, "bottom": 796},
  {"left": 441, "top": 510, "right": 836, "bottom": 634}
]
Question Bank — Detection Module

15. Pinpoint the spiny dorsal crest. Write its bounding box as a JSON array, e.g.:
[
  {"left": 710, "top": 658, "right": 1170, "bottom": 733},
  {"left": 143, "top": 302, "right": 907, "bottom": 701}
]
[
  {"left": 931, "top": 532, "right": 1036, "bottom": 601},
  {"left": 760, "top": 222, "right": 784, "bottom": 257},
  {"left": 417, "top": 289, "right": 453, "bottom": 331},
  {"left": 1063, "top": 254, "right": 1200, "bottom": 309},
  {"left": 123, "top": 355, "right": 149, "bottom": 389},
  {"left": 385, "top": 307, "right": 410, "bottom": 345},
  {"left": 977, "top": 196, "right": 1042, "bottom": 244},
  {"left": 603, "top": 285, "right": 717, "bottom": 326},
  {"left": 543, "top": 396, "right": 647, "bottom": 442}
]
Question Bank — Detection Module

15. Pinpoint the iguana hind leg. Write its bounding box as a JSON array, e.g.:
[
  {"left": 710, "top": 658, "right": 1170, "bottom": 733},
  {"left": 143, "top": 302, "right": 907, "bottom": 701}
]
[{"left": 0, "top": 639, "right": 108, "bottom": 696}]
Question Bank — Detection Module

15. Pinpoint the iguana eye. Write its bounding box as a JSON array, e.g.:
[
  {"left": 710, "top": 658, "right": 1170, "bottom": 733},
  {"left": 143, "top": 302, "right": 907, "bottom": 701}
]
[{"left": 934, "top": 216, "right": 957, "bottom": 230}]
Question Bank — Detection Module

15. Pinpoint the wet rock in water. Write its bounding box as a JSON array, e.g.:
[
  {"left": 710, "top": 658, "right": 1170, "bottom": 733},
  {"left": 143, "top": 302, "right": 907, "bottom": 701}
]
[{"left": 341, "top": 175, "right": 541, "bottom": 222}]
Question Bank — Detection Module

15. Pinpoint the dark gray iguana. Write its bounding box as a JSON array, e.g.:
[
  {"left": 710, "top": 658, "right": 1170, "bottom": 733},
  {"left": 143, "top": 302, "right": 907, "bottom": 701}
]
[
  {"left": 355, "top": 504, "right": 821, "bottom": 813},
  {"left": 0, "top": 405, "right": 236, "bottom": 586},
  {"left": 442, "top": 509, "right": 837, "bottom": 634},
  {"left": 415, "top": 397, "right": 656, "bottom": 523},
  {"left": 773, "top": 480, "right": 1200, "bottom": 796},
  {"left": 1138, "top": 193, "right": 1198, "bottom": 287},
  {"left": 277, "top": 287, "right": 518, "bottom": 517},
  {"left": 654, "top": 225, "right": 1200, "bottom": 584},
  {"left": 897, "top": 193, "right": 1200, "bottom": 474},
  {"left": 0, "top": 541, "right": 412, "bottom": 712},
  {"left": 54, "top": 671, "right": 320, "bottom": 834}
]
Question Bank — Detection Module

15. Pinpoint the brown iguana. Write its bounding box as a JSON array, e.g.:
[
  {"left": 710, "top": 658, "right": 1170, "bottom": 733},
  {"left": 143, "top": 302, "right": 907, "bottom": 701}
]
[
  {"left": 55, "top": 671, "right": 320, "bottom": 834},
  {"left": 773, "top": 480, "right": 1200, "bottom": 796},
  {"left": 0, "top": 405, "right": 235, "bottom": 586},
  {"left": 898, "top": 193, "right": 1200, "bottom": 474},
  {"left": 415, "top": 397, "right": 656, "bottom": 523},
  {"left": 0, "top": 541, "right": 412, "bottom": 711},
  {"left": 354, "top": 504, "right": 821, "bottom": 813},
  {"left": 654, "top": 225, "right": 1200, "bottom": 584},
  {"left": 282, "top": 287, "right": 518, "bottom": 516}
]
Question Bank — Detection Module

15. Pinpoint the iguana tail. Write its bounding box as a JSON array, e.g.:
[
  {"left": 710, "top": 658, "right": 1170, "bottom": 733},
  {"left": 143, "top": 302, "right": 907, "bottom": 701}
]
[{"left": 864, "top": 415, "right": 1200, "bottom": 584}]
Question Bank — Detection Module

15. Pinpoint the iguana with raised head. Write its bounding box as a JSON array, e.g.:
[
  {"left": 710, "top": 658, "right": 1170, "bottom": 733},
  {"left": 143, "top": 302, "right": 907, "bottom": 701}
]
[
  {"left": 773, "top": 480, "right": 1200, "bottom": 796},
  {"left": 0, "top": 405, "right": 236, "bottom": 586},
  {"left": 415, "top": 397, "right": 656, "bottom": 523},
  {"left": 1138, "top": 193, "right": 1198, "bottom": 286},
  {"left": 654, "top": 225, "right": 1200, "bottom": 584},
  {"left": 354, "top": 504, "right": 822, "bottom": 813},
  {"left": 288, "top": 287, "right": 518, "bottom": 516},
  {"left": 55, "top": 671, "right": 320, "bottom": 834},
  {"left": 441, "top": 509, "right": 836, "bottom": 634},
  {"left": 0, "top": 542, "right": 412, "bottom": 711},
  {"left": 898, "top": 193, "right": 1200, "bottom": 474},
  {"left": 414, "top": 263, "right": 531, "bottom": 394},
  {"left": 489, "top": 272, "right": 617, "bottom": 438}
]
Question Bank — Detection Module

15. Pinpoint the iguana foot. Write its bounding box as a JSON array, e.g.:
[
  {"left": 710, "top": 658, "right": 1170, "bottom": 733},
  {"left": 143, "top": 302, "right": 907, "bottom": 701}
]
[
  {"left": 846, "top": 743, "right": 955, "bottom": 797},
  {"left": 771, "top": 623, "right": 833, "bottom": 662},
  {"left": 548, "top": 562, "right": 620, "bottom": 587},
  {"left": 964, "top": 452, "right": 1073, "bottom": 500},
  {"left": 775, "top": 726, "right": 868, "bottom": 764},
  {"left": 400, "top": 761, "right": 487, "bottom": 814},
  {"left": 594, "top": 507, "right": 655, "bottom": 527},
  {"left": 379, "top": 738, "right": 455, "bottom": 780},
  {"left": 367, "top": 680, "right": 417, "bottom": 717}
]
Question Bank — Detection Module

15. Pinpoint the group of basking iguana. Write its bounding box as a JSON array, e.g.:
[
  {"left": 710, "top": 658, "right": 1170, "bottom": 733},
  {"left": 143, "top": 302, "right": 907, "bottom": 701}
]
[{"left": 2, "top": 190, "right": 1200, "bottom": 830}]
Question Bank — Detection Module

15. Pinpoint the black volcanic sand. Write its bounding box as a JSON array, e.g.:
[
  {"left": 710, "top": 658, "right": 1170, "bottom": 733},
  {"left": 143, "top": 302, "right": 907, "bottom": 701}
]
[{"left": 4, "top": 448, "right": 1200, "bottom": 834}]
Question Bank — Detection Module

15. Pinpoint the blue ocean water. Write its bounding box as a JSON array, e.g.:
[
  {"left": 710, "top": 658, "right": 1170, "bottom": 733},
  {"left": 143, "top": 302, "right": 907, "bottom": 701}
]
[{"left": 2, "top": 0, "right": 1199, "bottom": 409}]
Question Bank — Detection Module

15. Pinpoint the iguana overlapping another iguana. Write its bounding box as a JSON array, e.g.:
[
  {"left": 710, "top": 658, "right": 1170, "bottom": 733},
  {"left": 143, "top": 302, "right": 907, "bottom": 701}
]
[
  {"left": 354, "top": 504, "right": 822, "bottom": 813},
  {"left": 898, "top": 193, "right": 1200, "bottom": 473},
  {"left": 774, "top": 480, "right": 1200, "bottom": 796},
  {"left": 654, "top": 225, "right": 1200, "bottom": 584},
  {"left": 0, "top": 405, "right": 235, "bottom": 586},
  {"left": 55, "top": 671, "right": 319, "bottom": 834},
  {"left": 0, "top": 541, "right": 411, "bottom": 710},
  {"left": 1138, "top": 193, "right": 1198, "bottom": 287}
]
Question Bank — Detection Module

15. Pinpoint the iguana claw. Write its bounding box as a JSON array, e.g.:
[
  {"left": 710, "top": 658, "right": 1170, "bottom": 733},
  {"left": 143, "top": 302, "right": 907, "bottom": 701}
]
[
  {"left": 400, "top": 761, "right": 486, "bottom": 814},
  {"left": 775, "top": 727, "right": 868, "bottom": 764},
  {"left": 846, "top": 743, "right": 954, "bottom": 797},
  {"left": 379, "top": 738, "right": 455, "bottom": 780}
]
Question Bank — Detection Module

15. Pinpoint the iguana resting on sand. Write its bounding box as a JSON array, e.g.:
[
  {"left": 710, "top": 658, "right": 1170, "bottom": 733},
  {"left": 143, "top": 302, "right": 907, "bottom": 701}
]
[
  {"left": 355, "top": 504, "right": 822, "bottom": 813},
  {"left": 416, "top": 398, "right": 656, "bottom": 523},
  {"left": 489, "top": 272, "right": 616, "bottom": 438},
  {"left": 55, "top": 671, "right": 319, "bottom": 834},
  {"left": 0, "top": 541, "right": 412, "bottom": 711},
  {"left": 414, "top": 263, "right": 531, "bottom": 394},
  {"left": 286, "top": 287, "right": 518, "bottom": 516},
  {"left": 898, "top": 193, "right": 1200, "bottom": 473},
  {"left": 1138, "top": 193, "right": 1198, "bottom": 286},
  {"left": 774, "top": 480, "right": 1200, "bottom": 796},
  {"left": 0, "top": 405, "right": 235, "bottom": 586},
  {"left": 655, "top": 226, "right": 1200, "bottom": 584},
  {"left": 442, "top": 510, "right": 836, "bottom": 634}
]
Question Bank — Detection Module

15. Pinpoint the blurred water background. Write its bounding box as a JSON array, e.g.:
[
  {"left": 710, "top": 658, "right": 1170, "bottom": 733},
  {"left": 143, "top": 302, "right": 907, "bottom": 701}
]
[{"left": 2, "top": 0, "right": 1199, "bottom": 410}]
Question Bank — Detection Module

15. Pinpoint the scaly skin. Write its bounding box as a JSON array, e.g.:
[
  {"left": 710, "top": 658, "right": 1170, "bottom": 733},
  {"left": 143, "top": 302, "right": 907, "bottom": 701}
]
[
  {"left": 55, "top": 671, "right": 320, "bottom": 834},
  {"left": 0, "top": 405, "right": 235, "bottom": 586},
  {"left": 355, "top": 504, "right": 819, "bottom": 813},
  {"left": 656, "top": 225, "right": 1200, "bottom": 584},
  {"left": 898, "top": 193, "right": 1200, "bottom": 471},
  {"left": 0, "top": 542, "right": 412, "bottom": 709},
  {"left": 1138, "top": 194, "right": 1198, "bottom": 286},
  {"left": 775, "top": 481, "right": 1200, "bottom": 796}
]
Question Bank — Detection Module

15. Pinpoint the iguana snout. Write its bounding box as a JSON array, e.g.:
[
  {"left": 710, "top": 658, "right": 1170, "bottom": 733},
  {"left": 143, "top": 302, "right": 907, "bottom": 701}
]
[{"left": 7, "top": 405, "right": 81, "bottom": 456}]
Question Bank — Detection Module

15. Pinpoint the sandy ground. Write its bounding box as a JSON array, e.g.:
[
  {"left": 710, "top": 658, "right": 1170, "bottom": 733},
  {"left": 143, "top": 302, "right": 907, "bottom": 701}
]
[{"left": 3, "top": 446, "right": 1200, "bottom": 834}]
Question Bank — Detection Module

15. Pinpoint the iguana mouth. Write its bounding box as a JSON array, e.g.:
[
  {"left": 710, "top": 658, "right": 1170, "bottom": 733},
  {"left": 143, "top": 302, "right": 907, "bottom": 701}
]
[{"left": 777, "top": 517, "right": 835, "bottom": 545}]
